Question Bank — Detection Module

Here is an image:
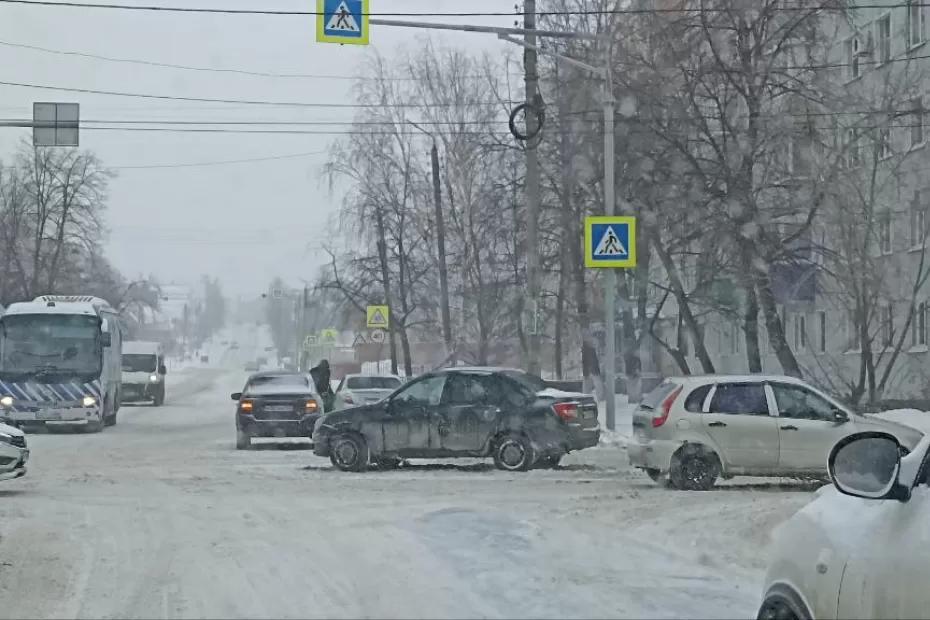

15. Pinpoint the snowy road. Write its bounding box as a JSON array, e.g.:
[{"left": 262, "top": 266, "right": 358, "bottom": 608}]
[{"left": 0, "top": 368, "right": 815, "bottom": 619}]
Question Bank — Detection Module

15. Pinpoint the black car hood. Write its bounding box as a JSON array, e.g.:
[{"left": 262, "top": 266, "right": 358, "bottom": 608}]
[{"left": 321, "top": 403, "right": 383, "bottom": 425}]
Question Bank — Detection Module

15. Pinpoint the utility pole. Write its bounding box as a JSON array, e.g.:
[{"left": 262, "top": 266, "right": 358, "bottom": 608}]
[
  {"left": 430, "top": 142, "right": 453, "bottom": 355},
  {"left": 603, "top": 66, "right": 618, "bottom": 431},
  {"left": 524, "top": 0, "right": 542, "bottom": 376}
]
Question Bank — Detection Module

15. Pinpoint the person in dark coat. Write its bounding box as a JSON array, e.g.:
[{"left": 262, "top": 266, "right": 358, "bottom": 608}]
[{"left": 309, "top": 359, "right": 335, "bottom": 411}]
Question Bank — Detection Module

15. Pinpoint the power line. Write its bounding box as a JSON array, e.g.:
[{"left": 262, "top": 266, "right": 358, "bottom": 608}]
[
  {"left": 0, "top": 0, "right": 924, "bottom": 16},
  {"left": 0, "top": 38, "right": 514, "bottom": 82},
  {"left": 107, "top": 149, "right": 328, "bottom": 169},
  {"left": 0, "top": 78, "right": 512, "bottom": 108}
]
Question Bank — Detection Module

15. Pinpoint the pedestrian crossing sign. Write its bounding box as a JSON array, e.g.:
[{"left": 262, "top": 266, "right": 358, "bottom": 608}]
[
  {"left": 584, "top": 216, "right": 637, "bottom": 268},
  {"left": 316, "top": 0, "right": 369, "bottom": 45},
  {"left": 366, "top": 305, "right": 390, "bottom": 329}
]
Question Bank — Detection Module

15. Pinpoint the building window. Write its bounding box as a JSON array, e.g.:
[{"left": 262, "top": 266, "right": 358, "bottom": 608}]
[
  {"left": 908, "top": 1, "right": 926, "bottom": 48},
  {"left": 845, "top": 37, "right": 862, "bottom": 80},
  {"left": 846, "top": 129, "right": 861, "bottom": 167},
  {"left": 910, "top": 99, "right": 925, "bottom": 148},
  {"left": 911, "top": 194, "right": 927, "bottom": 248},
  {"left": 794, "top": 314, "right": 807, "bottom": 350},
  {"left": 879, "top": 212, "right": 893, "bottom": 254},
  {"left": 882, "top": 304, "right": 894, "bottom": 347},
  {"left": 877, "top": 14, "right": 892, "bottom": 64},
  {"left": 879, "top": 125, "right": 893, "bottom": 159},
  {"left": 912, "top": 302, "right": 927, "bottom": 346},
  {"left": 819, "top": 310, "right": 827, "bottom": 353}
]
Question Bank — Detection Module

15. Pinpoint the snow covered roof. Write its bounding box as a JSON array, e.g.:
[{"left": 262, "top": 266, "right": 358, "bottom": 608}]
[
  {"left": 4, "top": 301, "right": 101, "bottom": 317},
  {"left": 665, "top": 373, "right": 809, "bottom": 385}
]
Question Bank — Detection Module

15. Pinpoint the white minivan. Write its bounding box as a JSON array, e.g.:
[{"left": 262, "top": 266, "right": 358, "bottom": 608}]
[{"left": 120, "top": 341, "right": 167, "bottom": 406}]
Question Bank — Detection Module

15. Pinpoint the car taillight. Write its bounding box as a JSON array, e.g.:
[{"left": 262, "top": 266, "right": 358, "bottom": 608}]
[
  {"left": 305, "top": 400, "right": 319, "bottom": 413},
  {"left": 552, "top": 402, "right": 579, "bottom": 422},
  {"left": 652, "top": 386, "right": 682, "bottom": 428},
  {"left": 240, "top": 400, "right": 253, "bottom": 413}
]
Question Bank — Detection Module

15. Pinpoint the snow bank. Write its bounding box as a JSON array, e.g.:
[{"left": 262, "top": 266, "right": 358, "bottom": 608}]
[
  {"left": 597, "top": 394, "right": 636, "bottom": 447},
  {"left": 868, "top": 408, "right": 930, "bottom": 434}
]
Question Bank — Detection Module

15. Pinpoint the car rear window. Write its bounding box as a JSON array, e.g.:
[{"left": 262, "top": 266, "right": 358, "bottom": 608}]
[
  {"left": 346, "top": 376, "right": 402, "bottom": 390},
  {"left": 247, "top": 375, "right": 308, "bottom": 390},
  {"left": 684, "top": 384, "right": 712, "bottom": 413},
  {"left": 641, "top": 382, "right": 680, "bottom": 410}
]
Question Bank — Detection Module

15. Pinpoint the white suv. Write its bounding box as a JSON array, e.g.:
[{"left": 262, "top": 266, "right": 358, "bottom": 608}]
[
  {"left": 628, "top": 375, "right": 923, "bottom": 490},
  {"left": 0, "top": 421, "right": 28, "bottom": 481}
]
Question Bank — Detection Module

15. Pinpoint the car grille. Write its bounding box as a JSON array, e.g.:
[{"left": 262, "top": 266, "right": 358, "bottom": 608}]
[{"left": 10, "top": 436, "right": 25, "bottom": 448}]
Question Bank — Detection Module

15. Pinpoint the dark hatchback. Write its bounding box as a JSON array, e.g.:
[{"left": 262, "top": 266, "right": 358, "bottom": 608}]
[
  {"left": 232, "top": 372, "right": 323, "bottom": 449},
  {"left": 313, "top": 367, "right": 600, "bottom": 471}
]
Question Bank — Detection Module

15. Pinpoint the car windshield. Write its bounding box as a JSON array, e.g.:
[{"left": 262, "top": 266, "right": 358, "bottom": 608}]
[
  {"left": 0, "top": 314, "right": 101, "bottom": 376},
  {"left": 246, "top": 374, "right": 309, "bottom": 391},
  {"left": 346, "top": 376, "right": 402, "bottom": 390},
  {"left": 122, "top": 354, "right": 157, "bottom": 373}
]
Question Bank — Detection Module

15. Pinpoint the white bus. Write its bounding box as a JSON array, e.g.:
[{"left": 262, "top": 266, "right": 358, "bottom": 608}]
[{"left": 0, "top": 296, "right": 122, "bottom": 432}]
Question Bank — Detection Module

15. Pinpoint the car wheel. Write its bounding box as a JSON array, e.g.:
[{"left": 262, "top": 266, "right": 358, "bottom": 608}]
[
  {"left": 330, "top": 433, "right": 369, "bottom": 472},
  {"left": 757, "top": 599, "right": 801, "bottom": 620},
  {"left": 236, "top": 430, "right": 251, "bottom": 450},
  {"left": 669, "top": 452, "right": 719, "bottom": 490},
  {"left": 104, "top": 410, "right": 117, "bottom": 427},
  {"left": 153, "top": 388, "right": 165, "bottom": 407},
  {"left": 493, "top": 433, "right": 535, "bottom": 472}
]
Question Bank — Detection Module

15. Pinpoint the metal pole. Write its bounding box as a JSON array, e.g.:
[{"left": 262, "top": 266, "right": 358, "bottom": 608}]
[
  {"left": 524, "top": 0, "right": 542, "bottom": 376},
  {"left": 603, "top": 58, "right": 617, "bottom": 431},
  {"left": 430, "top": 142, "right": 453, "bottom": 355}
]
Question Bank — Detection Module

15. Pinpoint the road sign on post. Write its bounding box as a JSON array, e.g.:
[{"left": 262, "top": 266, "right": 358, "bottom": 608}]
[
  {"left": 366, "top": 305, "right": 389, "bottom": 329},
  {"left": 33, "top": 102, "right": 79, "bottom": 147},
  {"left": 584, "top": 216, "right": 637, "bottom": 268},
  {"left": 316, "top": 0, "right": 369, "bottom": 45}
]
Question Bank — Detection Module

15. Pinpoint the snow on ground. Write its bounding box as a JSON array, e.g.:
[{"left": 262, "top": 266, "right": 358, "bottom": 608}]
[
  {"left": 868, "top": 408, "right": 930, "bottom": 434},
  {"left": 597, "top": 394, "right": 636, "bottom": 447},
  {"left": 0, "top": 367, "right": 819, "bottom": 619}
]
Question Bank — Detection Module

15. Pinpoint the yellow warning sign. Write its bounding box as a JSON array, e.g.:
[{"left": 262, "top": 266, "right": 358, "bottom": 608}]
[
  {"left": 366, "top": 305, "right": 390, "bottom": 329},
  {"left": 320, "top": 328, "right": 338, "bottom": 342}
]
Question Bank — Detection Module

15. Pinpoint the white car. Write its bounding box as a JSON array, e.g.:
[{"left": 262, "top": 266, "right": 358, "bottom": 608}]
[
  {"left": 628, "top": 374, "right": 923, "bottom": 489},
  {"left": 333, "top": 374, "right": 403, "bottom": 409},
  {"left": 759, "top": 429, "right": 930, "bottom": 619},
  {"left": 0, "top": 421, "right": 28, "bottom": 481}
]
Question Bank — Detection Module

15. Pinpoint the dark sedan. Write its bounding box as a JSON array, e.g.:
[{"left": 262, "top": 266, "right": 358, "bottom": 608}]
[
  {"left": 313, "top": 367, "right": 600, "bottom": 471},
  {"left": 233, "top": 371, "right": 324, "bottom": 449}
]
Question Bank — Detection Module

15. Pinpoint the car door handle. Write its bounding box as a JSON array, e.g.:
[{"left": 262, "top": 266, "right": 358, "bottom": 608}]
[
  {"left": 780, "top": 425, "right": 799, "bottom": 431},
  {"left": 707, "top": 421, "right": 727, "bottom": 428}
]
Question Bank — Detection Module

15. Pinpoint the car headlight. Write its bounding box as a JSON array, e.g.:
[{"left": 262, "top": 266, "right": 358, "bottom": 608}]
[
  {"left": 82, "top": 396, "right": 97, "bottom": 408},
  {"left": 149, "top": 374, "right": 159, "bottom": 383},
  {"left": 0, "top": 396, "right": 13, "bottom": 408},
  {"left": 0, "top": 432, "right": 12, "bottom": 445}
]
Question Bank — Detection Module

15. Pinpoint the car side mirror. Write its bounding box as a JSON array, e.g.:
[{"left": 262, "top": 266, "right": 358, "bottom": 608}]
[
  {"left": 159, "top": 365, "right": 167, "bottom": 375},
  {"left": 833, "top": 409, "right": 849, "bottom": 424},
  {"left": 101, "top": 332, "right": 112, "bottom": 347},
  {"left": 230, "top": 392, "right": 242, "bottom": 401},
  {"left": 829, "top": 432, "right": 910, "bottom": 502}
]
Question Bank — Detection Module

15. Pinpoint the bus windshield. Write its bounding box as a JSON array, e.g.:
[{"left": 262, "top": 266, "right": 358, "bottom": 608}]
[{"left": 0, "top": 314, "right": 102, "bottom": 377}]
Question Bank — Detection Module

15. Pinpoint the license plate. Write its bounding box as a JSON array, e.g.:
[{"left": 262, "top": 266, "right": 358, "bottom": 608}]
[
  {"left": 36, "top": 410, "right": 61, "bottom": 420},
  {"left": 265, "top": 405, "right": 293, "bottom": 413},
  {"left": 581, "top": 409, "right": 596, "bottom": 419}
]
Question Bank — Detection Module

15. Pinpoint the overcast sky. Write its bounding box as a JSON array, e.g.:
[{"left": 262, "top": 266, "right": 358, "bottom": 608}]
[{"left": 0, "top": 0, "right": 515, "bottom": 298}]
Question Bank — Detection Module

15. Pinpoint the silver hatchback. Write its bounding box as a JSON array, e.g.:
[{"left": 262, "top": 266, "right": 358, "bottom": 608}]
[{"left": 627, "top": 374, "right": 923, "bottom": 490}]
